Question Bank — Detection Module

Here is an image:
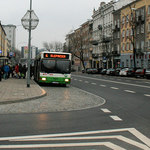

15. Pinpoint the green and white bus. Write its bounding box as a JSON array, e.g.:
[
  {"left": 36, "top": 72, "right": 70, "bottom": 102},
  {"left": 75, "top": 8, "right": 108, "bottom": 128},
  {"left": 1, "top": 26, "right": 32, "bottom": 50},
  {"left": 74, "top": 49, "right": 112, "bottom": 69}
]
[{"left": 34, "top": 51, "right": 71, "bottom": 86}]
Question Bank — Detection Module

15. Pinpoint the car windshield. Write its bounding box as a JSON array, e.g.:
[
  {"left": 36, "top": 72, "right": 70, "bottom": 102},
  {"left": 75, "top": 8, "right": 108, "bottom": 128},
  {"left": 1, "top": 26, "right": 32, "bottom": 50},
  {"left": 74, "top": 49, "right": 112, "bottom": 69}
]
[{"left": 41, "top": 59, "right": 71, "bottom": 73}]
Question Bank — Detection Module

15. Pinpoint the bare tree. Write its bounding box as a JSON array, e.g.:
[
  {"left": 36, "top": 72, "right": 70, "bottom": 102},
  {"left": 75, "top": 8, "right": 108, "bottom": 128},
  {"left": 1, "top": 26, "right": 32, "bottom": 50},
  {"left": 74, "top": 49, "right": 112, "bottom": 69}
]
[
  {"left": 43, "top": 41, "right": 63, "bottom": 52},
  {"left": 67, "top": 29, "right": 86, "bottom": 70}
]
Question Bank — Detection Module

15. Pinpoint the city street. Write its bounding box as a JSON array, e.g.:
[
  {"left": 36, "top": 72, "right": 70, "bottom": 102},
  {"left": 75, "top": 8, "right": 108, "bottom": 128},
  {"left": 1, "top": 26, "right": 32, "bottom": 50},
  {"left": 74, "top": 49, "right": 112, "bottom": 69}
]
[{"left": 0, "top": 73, "right": 150, "bottom": 149}]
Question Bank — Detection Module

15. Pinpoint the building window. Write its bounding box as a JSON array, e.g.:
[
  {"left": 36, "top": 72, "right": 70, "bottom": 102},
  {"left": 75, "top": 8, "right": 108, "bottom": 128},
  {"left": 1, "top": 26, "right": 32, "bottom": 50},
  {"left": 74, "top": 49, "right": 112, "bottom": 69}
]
[
  {"left": 122, "top": 16, "right": 125, "bottom": 25},
  {"left": 126, "top": 15, "right": 129, "bottom": 23},
  {"left": 126, "top": 29, "right": 129, "bottom": 37},
  {"left": 130, "top": 43, "right": 133, "bottom": 51},
  {"left": 148, "top": 23, "right": 150, "bottom": 32},
  {"left": 117, "top": 19, "right": 120, "bottom": 28},
  {"left": 137, "top": 26, "right": 139, "bottom": 34},
  {"left": 130, "top": 29, "right": 133, "bottom": 36},
  {"left": 126, "top": 43, "right": 129, "bottom": 51},
  {"left": 136, "top": 41, "right": 139, "bottom": 50},
  {"left": 117, "top": 31, "right": 120, "bottom": 38},
  {"left": 141, "top": 41, "right": 144, "bottom": 51},
  {"left": 122, "top": 43, "right": 125, "bottom": 51},
  {"left": 141, "top": 24, "right": 144, "bottom": 33},
  {"left": 122, "top": 30, "right": 125, "bottom": 38},
  {"left": 148, "top": 5, "right": 150, "bottom": 15}
]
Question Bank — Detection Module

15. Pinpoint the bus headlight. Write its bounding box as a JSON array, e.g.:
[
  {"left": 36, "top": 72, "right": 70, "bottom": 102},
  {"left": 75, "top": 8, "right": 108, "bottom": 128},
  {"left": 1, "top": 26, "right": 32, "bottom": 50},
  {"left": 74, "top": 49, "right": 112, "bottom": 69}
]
[
  {"left": 65, "top": 78, "right": 69, "bottom": 82},
  {"left": 42, "top": 78, "right": 46, "bottom": 81}
]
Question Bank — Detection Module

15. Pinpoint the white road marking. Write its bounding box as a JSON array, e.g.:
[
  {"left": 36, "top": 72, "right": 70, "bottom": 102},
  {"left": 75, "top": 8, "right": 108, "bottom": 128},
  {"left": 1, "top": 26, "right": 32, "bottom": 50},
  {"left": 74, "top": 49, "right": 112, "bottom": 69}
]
[
  {"left": 79, "top": 80, "right": 82, "bottom": 82},
  {"left": 101, "top": 108, "right": 111, "bottom": 113},
  {"left": 72, "top": 75, "right": 150, "bottom": 89},
  {"left": 110, "top": 87, "right": 119, "bottom": 90},
  {"left": 110, "top": 116, "right": 123, "bottom": 121},
  {"left": 84, "top": 81, "right": 89, "bottom": 83},
  {"left": 145, "top": 82, "right": 150, "bottom": 84},
  {"left": 91, "top": 83, "right": 96, "bottom": 85},
  {"left": 124, "top": 90, "right": 135, "bottom": 93},
  {"left": 74, "top": 79, "right": 77, "bottom": 80},
  {"left": 99, "top": 84, "right": 106, "bottom": 87},
  {"left": 144, "top": 94, "right": 150, "bottom": 97},
  {"left": 0, "top": 142, "right": 125, "bottom": 149},
  {"left": 0, "top": 128, "right": 149, "bottom": 148},
  {"left": 13, "top": 135, "right": 149, "bottom": 150}
]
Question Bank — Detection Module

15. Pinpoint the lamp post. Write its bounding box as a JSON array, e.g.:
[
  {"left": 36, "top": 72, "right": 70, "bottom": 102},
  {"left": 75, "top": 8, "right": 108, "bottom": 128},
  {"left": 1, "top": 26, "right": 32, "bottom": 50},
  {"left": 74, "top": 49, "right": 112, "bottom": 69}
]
[{"left": 21, "top": 0, "right": 39, "bottom": 87}]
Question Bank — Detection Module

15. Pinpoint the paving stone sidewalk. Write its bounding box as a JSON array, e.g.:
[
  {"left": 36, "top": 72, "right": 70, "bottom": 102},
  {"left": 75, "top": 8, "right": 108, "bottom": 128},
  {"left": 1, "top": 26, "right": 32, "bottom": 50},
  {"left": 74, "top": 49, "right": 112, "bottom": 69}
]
[{"left": 0, "top": 78, "right": 46, "bottom": 104}]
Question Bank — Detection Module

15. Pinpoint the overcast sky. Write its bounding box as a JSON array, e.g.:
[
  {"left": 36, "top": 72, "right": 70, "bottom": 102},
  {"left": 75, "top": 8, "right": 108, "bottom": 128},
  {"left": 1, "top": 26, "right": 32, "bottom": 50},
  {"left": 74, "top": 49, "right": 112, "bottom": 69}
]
[{"left": 0, "top": 0, "right": 110, "bottom": 49}]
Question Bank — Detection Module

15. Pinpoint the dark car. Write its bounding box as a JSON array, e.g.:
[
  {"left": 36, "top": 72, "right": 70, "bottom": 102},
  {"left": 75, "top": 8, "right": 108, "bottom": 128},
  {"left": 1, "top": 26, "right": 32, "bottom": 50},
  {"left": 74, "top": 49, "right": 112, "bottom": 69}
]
[
  {"left": 86, "top": 68, "right": 98, "bottom": 74},
  {"left": 145, "top": 68, "right": 150, "bottom": 79},
  {"left": 115, "top": 68, "right": 121, "bottom": 76},
  {"left": 135, "top": 68, "right": 146, "bottom": 78},
  {"left": 101, "top": 69, "right": 107, "bottom": 75}
]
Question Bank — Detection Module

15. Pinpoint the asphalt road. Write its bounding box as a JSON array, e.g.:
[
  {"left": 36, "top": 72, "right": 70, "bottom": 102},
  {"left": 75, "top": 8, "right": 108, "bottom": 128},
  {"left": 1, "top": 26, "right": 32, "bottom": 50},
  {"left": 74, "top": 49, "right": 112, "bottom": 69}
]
[{"left": 0, "top": 73, "right": 150, "bottom": 149}]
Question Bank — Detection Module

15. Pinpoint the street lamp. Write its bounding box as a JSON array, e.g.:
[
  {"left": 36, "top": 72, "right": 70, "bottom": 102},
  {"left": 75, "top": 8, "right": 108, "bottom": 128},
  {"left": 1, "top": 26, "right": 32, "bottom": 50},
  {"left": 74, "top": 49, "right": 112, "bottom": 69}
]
[{"left": 21, "top": 0, "right": 39, "bottom": 87}]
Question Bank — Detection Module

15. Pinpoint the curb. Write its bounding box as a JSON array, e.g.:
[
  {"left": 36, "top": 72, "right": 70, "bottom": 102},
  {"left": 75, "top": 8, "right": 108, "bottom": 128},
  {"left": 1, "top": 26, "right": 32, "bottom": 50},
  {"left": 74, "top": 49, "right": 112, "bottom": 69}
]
[{"left": 0, "top": 81, "right": 47, "bottom": 105}]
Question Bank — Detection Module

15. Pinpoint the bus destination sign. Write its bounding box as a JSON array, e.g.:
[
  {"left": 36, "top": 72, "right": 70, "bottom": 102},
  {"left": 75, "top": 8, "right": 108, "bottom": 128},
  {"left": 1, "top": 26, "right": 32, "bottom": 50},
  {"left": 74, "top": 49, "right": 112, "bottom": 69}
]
[{"left": 44, "top": 53, "right": 69, "bottom": 59}]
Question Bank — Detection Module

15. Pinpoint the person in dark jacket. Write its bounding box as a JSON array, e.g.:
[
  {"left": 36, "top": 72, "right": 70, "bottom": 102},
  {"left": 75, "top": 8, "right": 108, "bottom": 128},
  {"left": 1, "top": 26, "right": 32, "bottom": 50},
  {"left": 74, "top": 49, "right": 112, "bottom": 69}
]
[
  {"left": 0, "top": 66, "right": 2, "bottom": 81},
  {"left": 3, "top": 63, "right": 10, "bottom": 79},
  {"left": 22, "top": 65, "right": 27, "bottom": 79}
]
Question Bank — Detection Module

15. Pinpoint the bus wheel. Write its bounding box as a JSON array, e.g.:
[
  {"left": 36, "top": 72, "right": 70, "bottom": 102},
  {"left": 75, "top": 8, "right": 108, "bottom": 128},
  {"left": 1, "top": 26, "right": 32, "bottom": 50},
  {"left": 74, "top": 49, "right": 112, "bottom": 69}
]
[{"left": 62, "top": 84, "right": 66, "bottom": 87}]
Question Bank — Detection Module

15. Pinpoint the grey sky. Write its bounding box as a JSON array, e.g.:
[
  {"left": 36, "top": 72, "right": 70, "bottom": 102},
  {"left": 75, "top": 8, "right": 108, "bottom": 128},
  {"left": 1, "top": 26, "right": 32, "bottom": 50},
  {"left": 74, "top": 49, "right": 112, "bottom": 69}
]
[{"left": 0, "top": 0, "right": 109, "bottom": 49}]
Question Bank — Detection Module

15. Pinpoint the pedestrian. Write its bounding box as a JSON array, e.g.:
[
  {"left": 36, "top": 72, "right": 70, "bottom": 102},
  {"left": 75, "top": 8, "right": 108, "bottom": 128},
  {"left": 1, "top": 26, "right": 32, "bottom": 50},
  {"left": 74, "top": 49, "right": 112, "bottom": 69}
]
[
  {"left": 22, "top": 65, "right": 27, "bottom": 79},
  {"left": 0, "top": 66, "right": 2, "bottom": 81},
  {"left": 15, "top": 64, "right": 19, "bottom": 78},
  {"left": 3, "top": 63, "right": 10, "bottom": 80},
  {"left": 19, "top": 63, "right": 23, "bottom": 79}
]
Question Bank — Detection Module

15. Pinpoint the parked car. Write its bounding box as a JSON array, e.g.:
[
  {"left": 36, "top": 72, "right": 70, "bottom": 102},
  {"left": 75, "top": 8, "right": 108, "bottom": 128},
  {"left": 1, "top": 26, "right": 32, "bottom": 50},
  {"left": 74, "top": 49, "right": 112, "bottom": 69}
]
[
  {"left": 86, "top": 68, "right": 98, "bottom": 74},
  {"left": 135, "top": 68, "right": 146, "bottom": 78},
  {"left": 101, "top": 69, "right": 107, "bottom": 75},
  {"left": 145, "top": 68, "right": 150, "bottom": 79},
  {"left": 119, "top": 68, "right": 137, "bottom": 77},
  {"left": 106, "top": 68, "right": 115, "bottom": 75},
  {"left": 115, "top": 68, "right": 121, "bottom": 76}
]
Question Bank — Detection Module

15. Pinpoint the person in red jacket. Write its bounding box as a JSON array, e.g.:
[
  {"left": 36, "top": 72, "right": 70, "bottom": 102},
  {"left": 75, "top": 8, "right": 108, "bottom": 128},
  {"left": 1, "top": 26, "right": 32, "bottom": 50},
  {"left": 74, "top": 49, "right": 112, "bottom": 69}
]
[{"left": 15, "top": 64, "right": 19, "bottom": 78}]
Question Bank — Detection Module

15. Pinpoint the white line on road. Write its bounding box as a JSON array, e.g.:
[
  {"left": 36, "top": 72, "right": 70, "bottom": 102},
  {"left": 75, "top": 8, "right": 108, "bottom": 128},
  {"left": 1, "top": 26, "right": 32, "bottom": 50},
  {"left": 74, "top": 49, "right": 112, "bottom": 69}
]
[
  {"left": 0, "top": 128, "right": 150, "bottom": 147},
  {"left": 144, "top": 94, "right": 150, "bottom": 97},
  {"left": 110, "top": 87, "right": 119, "bottom": 90},
  {"left": 0, "top": 142, "right": 125, "bottom": 149},
  {"left": 72, "top": 75, "right": 150, "bottom": 89},
  {"left": 99, "top": 84, "right": 106, "bottom": 87},
  {"left": 79, "top": 80, "right": 82, "bottom": 82},
  {"left": 101, "top": 108, "right": 111, "bottom": 113},
  {"left": 124, "top": 90, "right": 135, "bottom": 93},
  {"left": 110, "top": 116, "right": 123, "bottom": 121},
  {"left": 84, "top": 81, "right": 89, "bottom": 83},
  {"left": 91, "top": 83, "right": 96, "bottom": 85},
  {"left": 74, "top": 79, "right": 77, "bottom": 80}
]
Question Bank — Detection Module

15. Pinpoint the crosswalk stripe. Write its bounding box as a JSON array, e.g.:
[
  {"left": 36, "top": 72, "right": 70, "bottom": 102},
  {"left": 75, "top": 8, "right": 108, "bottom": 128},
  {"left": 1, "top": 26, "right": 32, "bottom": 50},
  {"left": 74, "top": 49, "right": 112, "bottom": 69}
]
[{"left": 110, "top": 115, "right": 123, "bottom": 121}]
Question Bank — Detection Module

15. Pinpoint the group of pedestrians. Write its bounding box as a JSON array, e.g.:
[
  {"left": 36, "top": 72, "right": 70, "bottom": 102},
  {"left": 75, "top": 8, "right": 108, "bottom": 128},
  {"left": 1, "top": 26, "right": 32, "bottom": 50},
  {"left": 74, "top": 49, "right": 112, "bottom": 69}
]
[{"left": 0, "top": 63, "right": 28, "bottom": 81}]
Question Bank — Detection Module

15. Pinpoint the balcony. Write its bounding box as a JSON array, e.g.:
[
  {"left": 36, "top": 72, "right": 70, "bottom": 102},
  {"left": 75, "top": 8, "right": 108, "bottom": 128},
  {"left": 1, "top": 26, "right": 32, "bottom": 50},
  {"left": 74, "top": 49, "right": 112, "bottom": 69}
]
[
  {"left": 92, "top": 54, "right": 99, "bottom": 58},
  {"left": 91, "top": 40, "right": 99, "bottom": 46},
  {"left": 113, "top": 25, "right": 120, "bottom": 32},
  {"left": 102, "top": 37, "right": 111, "bottom": 43},
  {"left": 112, "top": 50, "right": 120, "bottom": 56}
]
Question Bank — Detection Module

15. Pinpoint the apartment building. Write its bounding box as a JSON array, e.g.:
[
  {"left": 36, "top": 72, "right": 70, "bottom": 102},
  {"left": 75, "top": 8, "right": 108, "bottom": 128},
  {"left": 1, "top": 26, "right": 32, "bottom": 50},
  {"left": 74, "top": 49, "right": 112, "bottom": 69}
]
[
  {"left": 0, "top": 22, "right": 7, "bottom": 65},
  {"left": 120, "top": 0, "right": 150, "bottom": 68},
  {"left": 3, "top": 24, "right": 16, "bottom": 51},
  {"left": 146, "top": 0, "right": 150, "bottom": 68},
  {"left": 92, "top": 1, "right": 116, "bottom": 69}
]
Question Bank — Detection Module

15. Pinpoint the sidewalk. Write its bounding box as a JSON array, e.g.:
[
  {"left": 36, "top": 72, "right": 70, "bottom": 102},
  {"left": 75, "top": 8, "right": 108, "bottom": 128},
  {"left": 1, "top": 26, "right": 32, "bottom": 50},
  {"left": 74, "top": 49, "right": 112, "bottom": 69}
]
[{"left": 0, "top": 78, "right": 46, "bottom": 104}]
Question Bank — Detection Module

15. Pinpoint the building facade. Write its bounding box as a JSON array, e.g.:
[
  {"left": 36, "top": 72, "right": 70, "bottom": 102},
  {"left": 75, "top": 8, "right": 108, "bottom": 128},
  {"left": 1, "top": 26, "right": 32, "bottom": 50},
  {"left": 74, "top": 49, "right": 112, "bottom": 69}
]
[
  {"left": 0, "top": 22, "right": 7, "bottom": 66},
  {"left": 120, "top": 0, "right": 150, "bottom": 68},
  {"left": 2, "top": 24, "right": 16, "bottom": 51}
]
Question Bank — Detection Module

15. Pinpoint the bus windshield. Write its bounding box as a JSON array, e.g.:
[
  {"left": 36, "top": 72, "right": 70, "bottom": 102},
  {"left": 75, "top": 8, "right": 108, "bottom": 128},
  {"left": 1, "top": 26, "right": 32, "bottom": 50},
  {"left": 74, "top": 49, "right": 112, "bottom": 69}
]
[{"left": 41, "top": 59, "right": 71, "bottom": 73}]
